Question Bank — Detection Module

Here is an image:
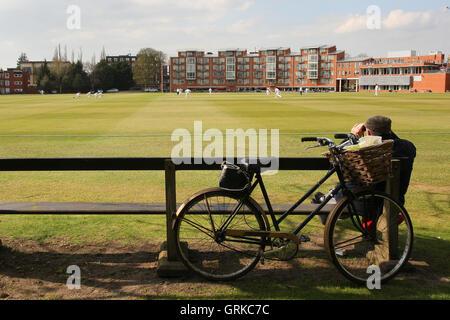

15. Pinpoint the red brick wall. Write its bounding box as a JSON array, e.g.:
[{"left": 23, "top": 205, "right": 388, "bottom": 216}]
[
  {"left": 0, "top": 70, "right": 29, "bottom": 94},
  {"left": 412, "top": 73, "right": 450, "bottom": 92}
]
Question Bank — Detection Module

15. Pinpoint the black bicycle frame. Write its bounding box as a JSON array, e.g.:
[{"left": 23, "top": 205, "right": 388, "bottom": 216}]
[{"left": 241, "top": 159, "right": 351, "bottom": 236}]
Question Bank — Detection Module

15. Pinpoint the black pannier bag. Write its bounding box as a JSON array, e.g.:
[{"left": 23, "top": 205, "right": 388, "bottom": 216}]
[{"left": 219, "top": 161, "right": 251, "bottom": 191}]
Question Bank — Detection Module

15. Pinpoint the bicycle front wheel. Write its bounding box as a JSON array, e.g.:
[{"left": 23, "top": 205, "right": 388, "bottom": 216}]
[
  {"left": 324, "top": 191, "right": 413, "bottom": 285},
  {"left": 174, "top": 188, "right": 267, "bottom": 281}
]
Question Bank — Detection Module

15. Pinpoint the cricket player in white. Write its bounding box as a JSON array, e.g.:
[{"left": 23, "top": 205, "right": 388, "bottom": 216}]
[
  {"left": 185, "top": 89, "right": 191, "bottom": 98},
  {"left": 375, "top": 84, "right": 379, "bottom": 96},
  {"left": 209, "top": 88, "right": 212, "bottom": 96},
  {"left": 274, "top": 87, "right": 282, "bottom": 98},
  {"left": 266, "top": 88, "right": 271, "bottom": 95}
]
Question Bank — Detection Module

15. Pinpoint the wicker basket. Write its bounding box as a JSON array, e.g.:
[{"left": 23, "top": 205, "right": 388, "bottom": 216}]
[{"left": 324, "top": 140, "right": 394, "bottom": 186}]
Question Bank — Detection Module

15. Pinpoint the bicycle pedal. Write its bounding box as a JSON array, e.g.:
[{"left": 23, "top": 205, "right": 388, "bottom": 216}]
[{"left": 299, "top": 235, "right": 310, "bottom": 243}]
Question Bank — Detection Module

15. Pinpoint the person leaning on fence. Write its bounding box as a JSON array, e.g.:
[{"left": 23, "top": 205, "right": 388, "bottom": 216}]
[{"left": 314, "top": 115, "right": 416, "bottom": 225}]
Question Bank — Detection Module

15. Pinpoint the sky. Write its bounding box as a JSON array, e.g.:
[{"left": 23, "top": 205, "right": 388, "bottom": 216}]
[{"left": 1, "top": 0, "right": 449, "bottom": 69}]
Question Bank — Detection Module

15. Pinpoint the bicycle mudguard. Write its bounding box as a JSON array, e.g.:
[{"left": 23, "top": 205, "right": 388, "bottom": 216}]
[{"left": 172, "top": 187, "right": 271, "bottom": 232}]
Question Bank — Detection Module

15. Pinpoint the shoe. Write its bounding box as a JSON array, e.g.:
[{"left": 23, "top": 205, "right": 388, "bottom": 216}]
[
  {"left": 311, "top": 192, "right": 328, "bottom": 225},
  {"left": 311, "top": 192, "right": 325, "bottom": 204},
  {"left": 299, "top": 235, "right": 311, "bottom": 243}
]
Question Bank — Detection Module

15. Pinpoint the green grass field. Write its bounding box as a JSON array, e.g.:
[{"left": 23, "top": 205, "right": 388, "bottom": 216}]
[{"left": 0, "top": 91, "right": 449, "bottom": 299}]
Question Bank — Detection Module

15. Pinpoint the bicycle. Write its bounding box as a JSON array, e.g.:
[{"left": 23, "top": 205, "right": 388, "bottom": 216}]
[{"left": 173, "top": 134, "right": 414, "bottom": 285}]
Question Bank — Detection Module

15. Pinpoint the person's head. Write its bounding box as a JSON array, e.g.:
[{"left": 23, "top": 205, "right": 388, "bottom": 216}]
[{"left": 364, "top": 115, "right": 392, "bottom": 136}]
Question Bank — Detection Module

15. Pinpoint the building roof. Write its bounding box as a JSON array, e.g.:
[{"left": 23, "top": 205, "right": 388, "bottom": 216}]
[
  {"left": 338, "top": 56, "right": 372, "bottom": 62},
  {"left": 217, "top": 48, "right": 247, "bottom": 52},
  {"left": 106, "top": 54, "right": 136, "bottom": 58},
  {"left": 259, "top": 47, "right": 290, "bottom": 51},
  {"left": 300, "top": 45, "right": 335, "bottom": 50},
  {"left": 19, "top": 61, "right": 47, "bottom": 64},
  {"left": 177, "top": 48, "right": 205, "bottom": 52},
  {"left": 329, "top": 50, "right": 345, "bottom": 55}
]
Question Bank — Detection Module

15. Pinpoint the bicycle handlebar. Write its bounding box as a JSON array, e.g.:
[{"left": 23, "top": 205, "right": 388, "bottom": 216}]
[
  {"left": 301, "top": 137, "right": 318, "bottom": 142},
  {"left": 302, "top": 133, "right": 360, "bottom": 149},
  {"left": 334, "top": 133, "right": 349, "bottom": 140}
]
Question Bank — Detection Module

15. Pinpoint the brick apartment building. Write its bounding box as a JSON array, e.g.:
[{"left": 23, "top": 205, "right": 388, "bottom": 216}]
[
  {"left": 170, "top": 45, "right": 347, "bottom": 92},
  {"left": 336, "top": 56, "right": 372, "bottom": 92},
  {"left": 170, "top": 47, "right": 449, "bottom": 93},
  {"left": 359, "top": 51, "right": 449, "bottom": 92},
  {"left": 0, "top": 68, "right": 30, "bottom": 94}
]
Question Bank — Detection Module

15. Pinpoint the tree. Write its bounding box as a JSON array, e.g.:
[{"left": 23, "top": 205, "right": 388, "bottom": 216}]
[
  {"left": 72, "top": 74, "right": 85, "bottom": 92},
  {"left": 17, "top": 53, "right": 28, "bottom": 68},
  {"left": 51, "top": 44, "right": 70, "bottom": 93},
  {"left": 100, "top": 46, "right": 106, "bottom": 61},
  {"left": 133, "top": 48, "right": 167, "bottom": 89},
  {"left": 92, "top": 59, "right": 115, "bottom": 90},
  {"left": 111, "top": 61, "right": 134, "bottom": 90},
  {"left": 63, "top": 61, "right": 90, "bottom": 92},
  {"left": 37, "top": 60, "right": 56, "bottom": 92}
]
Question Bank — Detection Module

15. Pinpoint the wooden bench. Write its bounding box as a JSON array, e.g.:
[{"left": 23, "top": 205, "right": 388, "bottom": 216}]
[
  {"left": 0, "top": 202, "right": 335, "bottom": 215},
  {"left": 0, "top": 157, "right": 403, "bottom": 277}
]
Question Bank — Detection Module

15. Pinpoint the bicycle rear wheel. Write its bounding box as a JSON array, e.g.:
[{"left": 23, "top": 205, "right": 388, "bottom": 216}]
[
  {"left": 174, "top": 188, "right": 267, "bottom": 281},
  {"left": 324, "top": 191, "right": 413, "bottom": 285}
]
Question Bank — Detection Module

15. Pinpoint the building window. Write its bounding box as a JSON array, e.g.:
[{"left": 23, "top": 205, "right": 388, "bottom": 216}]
[
  {"left": 226, "top": 57, "right": 235, "bottom": 80},
  {"left": 266, "top": 56, "right": 276, "bottom": 80},
  {"left": 309, "top": 71, "right": 318, "bottom": 79},
  {"left": 186, "top": 57, "right": 196, "bottom": 80}
]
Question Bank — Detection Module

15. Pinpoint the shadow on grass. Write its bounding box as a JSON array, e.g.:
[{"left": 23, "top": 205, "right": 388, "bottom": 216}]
[{"left": 0, "top": 234, "right": 448, "bottom": 300}]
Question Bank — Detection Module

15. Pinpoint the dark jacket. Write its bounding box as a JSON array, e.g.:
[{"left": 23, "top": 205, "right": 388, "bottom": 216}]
[
  {"left": 382, "top": 132, "right": 416, "bottom": 205},
  {"left": 335, "top": 132, "right": 416, "bottom": 206}
]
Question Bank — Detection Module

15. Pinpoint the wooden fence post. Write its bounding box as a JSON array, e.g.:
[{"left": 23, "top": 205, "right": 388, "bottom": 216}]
[
  {"left": 164, "top": 159, "right": 178, "bottom": 261},
  {"left": 156, "top": 159, "right": 187, "bottom": 277},
  {"left": 385, "top": 159, "right": 401, "bottom": 259}
]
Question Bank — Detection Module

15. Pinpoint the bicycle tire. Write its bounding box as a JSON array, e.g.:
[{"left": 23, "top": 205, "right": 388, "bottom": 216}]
[
  {"left": 173, "top": 188, "right": 268, "bottom": 281},
  {"left": 324, "top": 190, "right": 413, "bottom": 285}
]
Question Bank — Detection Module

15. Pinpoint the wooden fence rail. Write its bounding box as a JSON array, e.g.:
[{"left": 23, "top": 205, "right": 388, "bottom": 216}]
[{"left": 0, "top": 157, "right": 402, "bottom": 277}]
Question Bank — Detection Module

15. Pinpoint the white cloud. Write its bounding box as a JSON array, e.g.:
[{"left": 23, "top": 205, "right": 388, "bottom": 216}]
[
  {"left": 238, "top": 1, "right": 255, "bottom": 12},
  {"left": 131, "top": 0, "right": 254, "bottom": 12},
  {"left": 383, "top": 9, "right": 433, "bottom": 29},
  {"left": 335, "top": 14, "right": 367, "bottom": 33},
  {"left": 0, "top": 2, "right": 448, "bottom": 70},
  {"left": 335, "top": 8, "right": 448, "bottom": 34},
  {"left": 226, "top": 18, "right": 258, "bottom": 33}
]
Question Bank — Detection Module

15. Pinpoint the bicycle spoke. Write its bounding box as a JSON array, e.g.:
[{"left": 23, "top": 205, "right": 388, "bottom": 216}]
[
  {"left": 204, "top": 194, "right": 216, "bottom": 234},
  {"left": 334, "top": 234, "right": 367, "bottom": 250},
  {"left": 181, "top": 216, "right": 214, "bottom": 239},
  {"left": 326, "top": 191, "right": 413, "bottom": 285},
  {"left": 175, "top": 189, "right": 266, "bottom": 280}
]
